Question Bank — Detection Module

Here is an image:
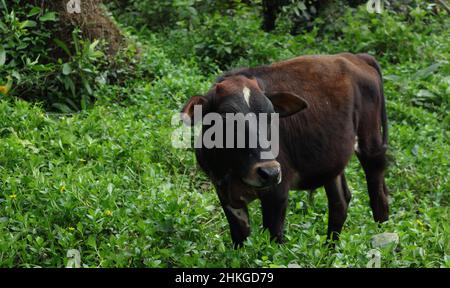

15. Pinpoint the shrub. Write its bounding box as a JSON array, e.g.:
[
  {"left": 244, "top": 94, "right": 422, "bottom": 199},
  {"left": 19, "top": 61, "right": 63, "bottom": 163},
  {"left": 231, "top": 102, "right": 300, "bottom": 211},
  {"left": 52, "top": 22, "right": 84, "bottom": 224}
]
[
  {"left": 320, "top": 3, "right": 449, "bottom": 63},
  {"left": 150, "top": 11, "right": 294, "bottom": 73},
  {"left": 107, "top": 0, "right": 246, "bottom": 31},
  {"left": 0, "top": 0, "right": 129, "bottom": 111},
  {"left": 0, "top": 1, "right": 59, "bottom": 99}
]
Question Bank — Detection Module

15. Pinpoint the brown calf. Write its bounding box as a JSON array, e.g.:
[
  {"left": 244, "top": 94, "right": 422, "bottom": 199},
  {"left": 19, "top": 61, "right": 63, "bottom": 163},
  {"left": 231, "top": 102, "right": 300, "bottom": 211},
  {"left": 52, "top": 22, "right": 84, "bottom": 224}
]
[{"left": 181, "top": 53, "right": 389, "bottom": 247}]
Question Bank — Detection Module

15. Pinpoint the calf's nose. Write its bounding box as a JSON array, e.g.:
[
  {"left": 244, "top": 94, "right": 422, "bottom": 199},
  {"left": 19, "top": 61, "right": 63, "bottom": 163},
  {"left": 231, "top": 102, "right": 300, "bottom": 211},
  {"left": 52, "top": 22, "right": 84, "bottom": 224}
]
[
  {"left": 242, "top": 160, "right": 282, "bottom": 188},
  {"left": 257, "top": 166, "right": 280, "bottom": 181},
  {"left": 256, "top": 164, "right": 281, "bottom": 185}
]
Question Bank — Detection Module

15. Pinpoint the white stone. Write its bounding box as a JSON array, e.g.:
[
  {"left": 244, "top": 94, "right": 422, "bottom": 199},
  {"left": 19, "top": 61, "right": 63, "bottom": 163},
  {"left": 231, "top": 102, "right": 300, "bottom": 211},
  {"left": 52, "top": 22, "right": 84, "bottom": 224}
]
[{"left": 371, "top": 232, "right": 399, "bottom": 249}]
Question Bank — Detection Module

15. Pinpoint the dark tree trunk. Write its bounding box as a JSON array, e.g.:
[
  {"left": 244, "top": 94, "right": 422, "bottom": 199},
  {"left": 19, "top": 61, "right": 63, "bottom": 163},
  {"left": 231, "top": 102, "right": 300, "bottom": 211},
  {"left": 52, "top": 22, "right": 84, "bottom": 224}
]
[{"left": 261, "top": 0, "right": 286, "bottom": 32}]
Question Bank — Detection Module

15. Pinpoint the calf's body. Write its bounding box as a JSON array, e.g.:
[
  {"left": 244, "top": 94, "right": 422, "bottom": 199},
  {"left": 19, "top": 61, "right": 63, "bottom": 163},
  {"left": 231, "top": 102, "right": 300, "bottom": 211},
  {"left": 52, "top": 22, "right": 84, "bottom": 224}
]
[{"left": 183, "top": 53, "right": 389, "bottom": 247}]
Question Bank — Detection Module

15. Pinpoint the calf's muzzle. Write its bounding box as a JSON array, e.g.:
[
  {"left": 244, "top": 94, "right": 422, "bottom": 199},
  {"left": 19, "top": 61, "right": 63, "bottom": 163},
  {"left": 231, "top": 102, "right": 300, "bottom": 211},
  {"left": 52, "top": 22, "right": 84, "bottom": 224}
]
[{"left": 242, "top": 160, "right": 281, "bottom": 188}]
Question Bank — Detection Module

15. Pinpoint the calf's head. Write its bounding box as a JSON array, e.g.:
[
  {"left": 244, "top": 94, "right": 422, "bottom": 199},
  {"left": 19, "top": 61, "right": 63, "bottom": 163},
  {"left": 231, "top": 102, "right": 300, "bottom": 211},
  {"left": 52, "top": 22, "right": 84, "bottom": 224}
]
[{"left": 181, "top": 75, "right": 308, "bottom": 191}]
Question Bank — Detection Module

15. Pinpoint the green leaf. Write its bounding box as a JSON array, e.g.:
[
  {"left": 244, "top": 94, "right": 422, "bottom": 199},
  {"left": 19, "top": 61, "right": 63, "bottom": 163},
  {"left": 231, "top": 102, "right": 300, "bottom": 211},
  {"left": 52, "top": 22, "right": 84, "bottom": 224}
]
[
  {"left": 298, "top": 2, "right": 307, "bottom": 10},
  {"left": 63, "top": 77, "right": 76, "bottom": 97},
  {"left": 0, "top": 20, "right": 7, "bottom": 32},
  {"left": 87, "top": 235, "right": 97, "bottom": 248},
  {"left": 81, "top": 93, "right": 88, "bottom": 110},
  {"left": 52, "top": 102, "right": 72, "bottom": 113},
  {"left": 383, "top": 74, "right": 402, "bottom": 82},
  {"left": 412, "top": 63, "right": 442, "bottom": 80},
  {"left": 5, "top": 76, "right": 13, "bottom": 91},
  {"left": 82, "top": 78, "right": 93, "bottom": 95},
  {"left": 35, "top": 237, "right": 44, "bottom": 246},
  {"left": 416, "top": 89, "right": 434, "bottom": 98},
  {"left": 76, "top": 222, "right": 83, "bottom": 233},
  {"left": 89, "top": 40, "right": 100, "bottom": 51},
  {"left": 62, "top": 63, "right": 72, "bottom": 75},
  {"left": 31, "top": 64, "right": 53, "bottom": 72},
  {"left": 54, "top": 38, "right": 72, "bottom": 57},
  {"left": 0, "top": 46, "right": 5, "bottom": 66},
  {"left": 20, "top": 20, "right": 37, "bottom": 28},
  {"left": 90, "top": 50, "right": 104, "bottom": 59},
  {"left": 65, "top": 97, "right": 78, "bottom": 111},
  {"left": 28, "top": 7, "right": 41, "bottom": 17},
  {"left": 39, "top": 12, "right": 57, "bottom": 22},
  {"left": 205, "top": 205, "right": 215, "bottom": 212}
]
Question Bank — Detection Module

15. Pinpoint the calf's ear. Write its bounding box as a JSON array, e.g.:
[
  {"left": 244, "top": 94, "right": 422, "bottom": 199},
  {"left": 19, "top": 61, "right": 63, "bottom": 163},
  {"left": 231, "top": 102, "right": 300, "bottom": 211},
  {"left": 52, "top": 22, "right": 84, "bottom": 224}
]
[
  {"left": 267, "top": 91, "right": 308, "bottom": 117},
  {"left": 180, "top": 95, "right": 208, "bottom": 125}
]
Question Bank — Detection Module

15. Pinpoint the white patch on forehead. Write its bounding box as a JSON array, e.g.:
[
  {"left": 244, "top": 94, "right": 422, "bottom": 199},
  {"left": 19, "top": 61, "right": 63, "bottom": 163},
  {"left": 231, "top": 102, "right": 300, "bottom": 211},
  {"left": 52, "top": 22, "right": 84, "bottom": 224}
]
[
  {"left": 354, "top": 136, "right": 360, "bottom": 153},
  {"left": 243, "top": 86, "right": 251, "bottom": 107}
]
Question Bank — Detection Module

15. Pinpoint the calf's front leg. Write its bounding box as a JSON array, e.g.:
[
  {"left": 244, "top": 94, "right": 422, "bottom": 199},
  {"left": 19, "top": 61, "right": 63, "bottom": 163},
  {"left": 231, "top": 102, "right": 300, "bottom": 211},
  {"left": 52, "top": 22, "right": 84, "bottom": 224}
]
[
  {"left": 216, "top": 189, "right": 251, "bottom": 248},
  {"left": 260, "top": 186, "right": 288, "bottom": 243}
]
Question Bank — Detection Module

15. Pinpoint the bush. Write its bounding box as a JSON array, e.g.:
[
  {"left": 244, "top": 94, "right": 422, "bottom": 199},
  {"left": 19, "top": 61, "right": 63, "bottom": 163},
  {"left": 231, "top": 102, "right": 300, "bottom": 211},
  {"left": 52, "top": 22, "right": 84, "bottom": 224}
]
[
  {"left": 0, "top": 1, "right": 129, "bottom": 112},
  {"left": 0, "top": 2, "right": 60, "bottom": 99},
  {"left": 320, "top": 3, "right": 449, "bottom": 63},
  {"left": 107, "top": 0, "right": 246, "bottom": 31},
  {"left": 149, "top": 11, "right": 294, "bottom": 73}
]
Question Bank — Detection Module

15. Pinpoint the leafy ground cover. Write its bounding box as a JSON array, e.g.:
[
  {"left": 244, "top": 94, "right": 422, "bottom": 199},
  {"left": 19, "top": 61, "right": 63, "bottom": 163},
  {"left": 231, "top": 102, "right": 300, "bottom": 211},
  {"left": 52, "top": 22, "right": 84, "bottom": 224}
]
[{"left": 0, "top": 4, "right": 448, "bottom": 267}]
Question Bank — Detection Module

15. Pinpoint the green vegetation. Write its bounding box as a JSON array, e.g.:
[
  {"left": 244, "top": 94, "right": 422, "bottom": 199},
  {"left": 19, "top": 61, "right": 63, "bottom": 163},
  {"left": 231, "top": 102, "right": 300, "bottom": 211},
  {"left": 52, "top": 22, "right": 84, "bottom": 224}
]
[{"left": 0, "top": 1, "right": 449, "bottom": 267}]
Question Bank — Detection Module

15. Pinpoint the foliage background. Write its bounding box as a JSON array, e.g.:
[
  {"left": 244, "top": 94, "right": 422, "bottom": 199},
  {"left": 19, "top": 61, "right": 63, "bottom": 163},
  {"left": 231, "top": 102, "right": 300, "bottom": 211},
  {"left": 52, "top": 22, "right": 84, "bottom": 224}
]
[{"left": 0, "top": 0, "right": 449, "bottom": 267}]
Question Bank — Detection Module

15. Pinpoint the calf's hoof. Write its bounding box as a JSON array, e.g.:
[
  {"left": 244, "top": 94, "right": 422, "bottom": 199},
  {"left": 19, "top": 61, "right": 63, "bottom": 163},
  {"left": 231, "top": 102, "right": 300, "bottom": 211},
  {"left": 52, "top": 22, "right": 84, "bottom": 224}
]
[
  {"left": 271, "top": 234, "right": 285, "bottom": 244},
  {"left": 233, "top": 241, "right": 245, "bottom": 249}
]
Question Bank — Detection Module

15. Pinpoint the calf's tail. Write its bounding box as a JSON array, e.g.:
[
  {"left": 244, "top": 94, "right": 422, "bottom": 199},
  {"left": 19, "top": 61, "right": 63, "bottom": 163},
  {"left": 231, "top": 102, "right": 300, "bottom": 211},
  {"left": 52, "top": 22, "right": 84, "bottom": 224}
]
[{"left": 357, "top": 53, "right": 388, "bottom": 149}]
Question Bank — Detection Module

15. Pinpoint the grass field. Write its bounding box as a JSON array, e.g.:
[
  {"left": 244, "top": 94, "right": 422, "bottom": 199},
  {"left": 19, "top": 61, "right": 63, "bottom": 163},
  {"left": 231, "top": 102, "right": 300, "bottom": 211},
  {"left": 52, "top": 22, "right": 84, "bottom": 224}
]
[{"left": 0, "top": 5, "right": 449, "bottom": 267}]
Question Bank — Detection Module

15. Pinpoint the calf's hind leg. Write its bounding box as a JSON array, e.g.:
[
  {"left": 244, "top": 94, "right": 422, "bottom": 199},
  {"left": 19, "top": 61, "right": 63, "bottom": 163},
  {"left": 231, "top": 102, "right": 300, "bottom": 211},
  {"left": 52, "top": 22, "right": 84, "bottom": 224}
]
[{"left": 356, "top": 136, "right": 389, "bottom": 223}]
